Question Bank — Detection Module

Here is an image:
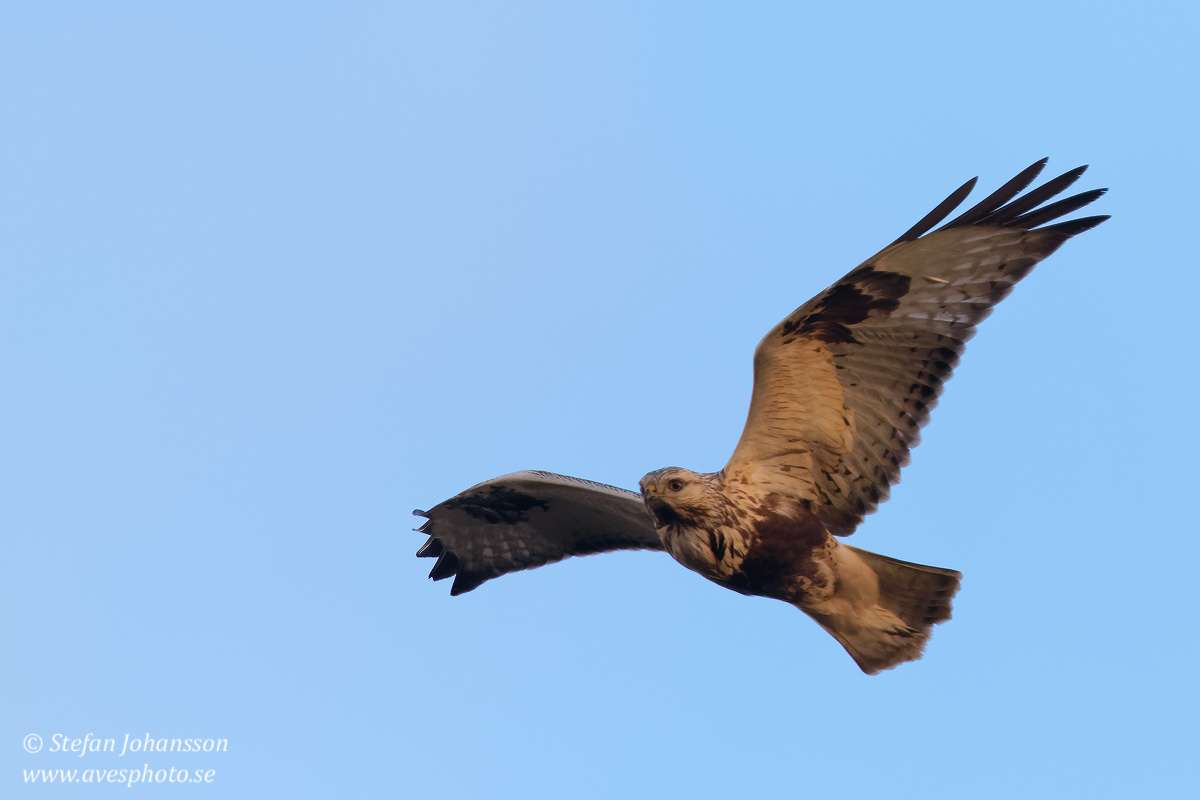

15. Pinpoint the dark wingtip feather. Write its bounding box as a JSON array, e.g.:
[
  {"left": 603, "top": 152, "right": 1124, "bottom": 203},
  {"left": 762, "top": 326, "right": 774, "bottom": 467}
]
[
  {"left": 894, "top": 160, "right": 1108, "bottom": 244},
  {"left": 449, "top": 577, "right": 474, "bottom": 597},
  {"left": 890, "top": 176, "right": 978, "bottom": 245},
  {"left": 1009, "top": 187, "right": 1107, "bottom": 229},
  {"left": 415, "top": 537, "right": 444, "bottom": 558},
  {"left": 428, "top": 551, "right": 460, "bottom": 581},
  {"left": 1037, "top": 214, "right": 1111, "bottom": 237},
  {"left": 937, "top": 158, "right": 1048, "bottom": 230},
  {"left": 979, "top": 165, "right": 1090, "bottom": 226},
  {"left": 413, "top": 509, "right": 428, "bottom": 517}
]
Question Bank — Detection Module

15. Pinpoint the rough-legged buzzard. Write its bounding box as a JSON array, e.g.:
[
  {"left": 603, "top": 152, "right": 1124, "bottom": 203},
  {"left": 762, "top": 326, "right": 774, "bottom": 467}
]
[{"left": 415, "top": 159, "right": 1107, "bottom": 673}]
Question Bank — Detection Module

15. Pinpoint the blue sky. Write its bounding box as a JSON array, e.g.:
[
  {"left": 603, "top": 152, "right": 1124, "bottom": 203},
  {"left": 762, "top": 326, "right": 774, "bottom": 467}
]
[{"left": 4, "top": 2, "right": 1197, "bottom": 797}]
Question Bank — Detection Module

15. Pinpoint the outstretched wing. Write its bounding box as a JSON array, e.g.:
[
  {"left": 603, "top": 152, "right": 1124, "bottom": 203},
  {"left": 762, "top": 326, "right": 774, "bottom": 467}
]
[
  {"left": 414, "top": 470, "right": 663, "bottom": 595},
  {"left": 724, "top": 159, "right": 1108, "bottom": 536}
]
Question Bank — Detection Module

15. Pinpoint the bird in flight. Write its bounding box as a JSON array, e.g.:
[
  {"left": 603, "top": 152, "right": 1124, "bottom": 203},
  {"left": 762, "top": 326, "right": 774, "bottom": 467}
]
[{"left": 414, "top": 159, "right": 1107, "bottom": 673}]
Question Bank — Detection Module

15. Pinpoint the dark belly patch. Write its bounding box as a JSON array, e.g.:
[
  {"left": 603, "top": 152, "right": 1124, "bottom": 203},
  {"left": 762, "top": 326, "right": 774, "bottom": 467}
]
[{"left": 723, "top": 507, "right": 830, "bottom": 602}]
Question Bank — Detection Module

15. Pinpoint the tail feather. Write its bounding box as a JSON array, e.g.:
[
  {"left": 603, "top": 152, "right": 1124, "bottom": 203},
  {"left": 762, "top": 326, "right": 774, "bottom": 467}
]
[
  {"left": 809, "top": 546, "right": 962, "bottom": 675},
  {"left": 846, "top": 545, "right": 961, "bottom": 629}
]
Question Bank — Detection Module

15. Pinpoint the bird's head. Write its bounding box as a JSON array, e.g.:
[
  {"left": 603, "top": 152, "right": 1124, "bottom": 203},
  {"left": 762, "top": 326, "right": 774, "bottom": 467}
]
[{"left": 639, "top": 467, "right": 721, "bottom": 529}]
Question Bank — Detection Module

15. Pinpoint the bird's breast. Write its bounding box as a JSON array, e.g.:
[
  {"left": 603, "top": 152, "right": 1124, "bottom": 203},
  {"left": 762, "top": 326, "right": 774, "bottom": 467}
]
[{"left": 660, "top": 523, "right": 748, "bottom": 583}]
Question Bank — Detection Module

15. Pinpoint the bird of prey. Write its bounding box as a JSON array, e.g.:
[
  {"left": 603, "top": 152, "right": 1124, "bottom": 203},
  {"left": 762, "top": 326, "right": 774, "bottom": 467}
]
[{"left": 414, "top": 159, "right": 1107, "bottom": 674}]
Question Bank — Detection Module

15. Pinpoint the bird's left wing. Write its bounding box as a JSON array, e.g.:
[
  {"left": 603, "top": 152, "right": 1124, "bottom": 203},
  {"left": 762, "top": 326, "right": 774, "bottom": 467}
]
[
  {"left": 414, "top": 470, "right": 663, "bottom": 595},
  {"left": 724, "top": 159, "right": 1108, "bottom": 535}
]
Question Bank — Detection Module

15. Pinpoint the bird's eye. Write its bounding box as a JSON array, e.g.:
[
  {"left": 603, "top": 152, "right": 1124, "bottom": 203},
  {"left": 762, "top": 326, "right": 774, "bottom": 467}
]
[{"left": 668, "top": 479, "right": 685, "bottom": 493}]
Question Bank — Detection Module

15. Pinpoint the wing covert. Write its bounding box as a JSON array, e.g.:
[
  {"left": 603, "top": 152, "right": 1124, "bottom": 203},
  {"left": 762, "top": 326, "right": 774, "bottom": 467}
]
[{"left": 414, "top": 470, "right": 663, "bottom": 595}]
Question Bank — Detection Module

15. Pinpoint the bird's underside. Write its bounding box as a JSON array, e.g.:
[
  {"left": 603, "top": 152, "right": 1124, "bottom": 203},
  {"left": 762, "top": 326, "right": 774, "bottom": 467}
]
[{"left": 414, "top": 159, "right": 1108, "bottom": 674}]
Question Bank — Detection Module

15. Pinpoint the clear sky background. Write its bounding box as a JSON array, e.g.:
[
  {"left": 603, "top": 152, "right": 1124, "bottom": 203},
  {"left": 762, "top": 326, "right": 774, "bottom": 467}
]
[{"left": 4, "top": 2, "right": 1197, "bottom": 798}]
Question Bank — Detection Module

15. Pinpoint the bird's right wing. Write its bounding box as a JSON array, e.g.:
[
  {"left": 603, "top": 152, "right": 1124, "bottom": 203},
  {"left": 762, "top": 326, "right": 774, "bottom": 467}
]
[
  {"left": 413, "top": 471, "right": 664, "bottom": 596},
  {"left": 723, "top": 159, "right": 1108, "bottom": 535}
]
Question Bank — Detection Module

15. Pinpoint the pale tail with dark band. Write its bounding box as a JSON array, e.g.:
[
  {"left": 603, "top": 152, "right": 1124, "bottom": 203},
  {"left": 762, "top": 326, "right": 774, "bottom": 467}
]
[{"left": 810, "top": 546, "right": 962, "bottom": 674}]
